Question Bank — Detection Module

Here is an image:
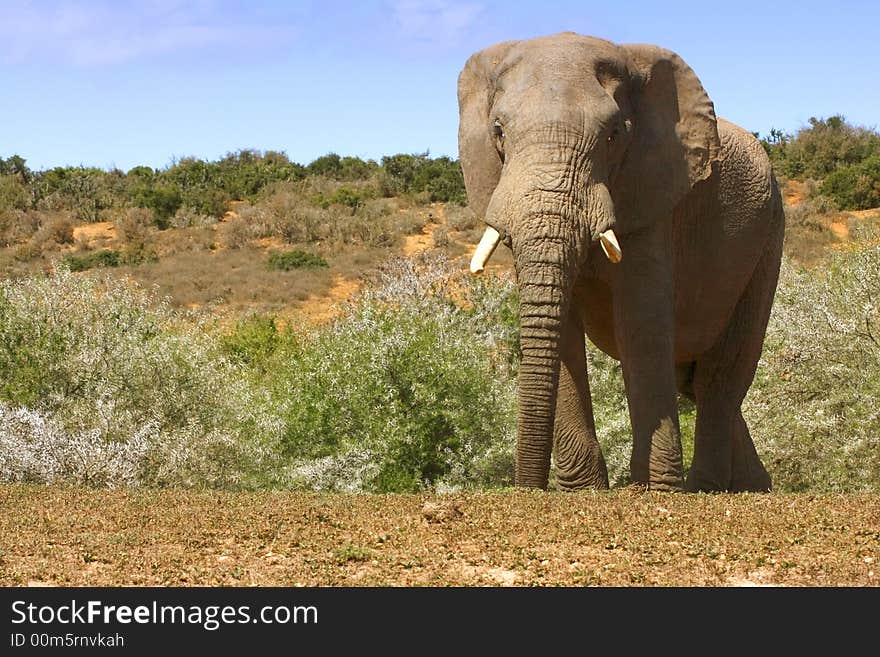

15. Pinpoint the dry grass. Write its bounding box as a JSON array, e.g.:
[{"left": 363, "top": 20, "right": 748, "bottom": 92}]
[
  {"left": 1, "top": 484, "right": 877, "bottom": 587},
  {"left": 117, "top": 248, "right": 335, "bottom": 312},
  {"left": 779, "top": 179, "right": 846, "bottom": 267},
  {"left": 0, "top": 198, "right": 502, "bottom": 318}
]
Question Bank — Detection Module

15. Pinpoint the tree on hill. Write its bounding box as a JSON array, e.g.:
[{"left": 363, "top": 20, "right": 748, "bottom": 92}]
[{"left": 759, "top": 115, "right": 880, "bottom": 209}]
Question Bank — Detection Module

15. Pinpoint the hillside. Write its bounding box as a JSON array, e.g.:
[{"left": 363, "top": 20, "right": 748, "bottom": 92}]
[{"left": 3, "top": 178, "right": 875, "bottom": 329}]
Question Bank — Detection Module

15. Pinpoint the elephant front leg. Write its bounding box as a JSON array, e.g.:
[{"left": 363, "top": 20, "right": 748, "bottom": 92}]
[
  {"left": 618, "top": 323, "right": 683, "bottom": 490},
  {"left": 552, "top": 311, "right": 609, "bottom": 490},
  {"left": 611, "top": 235, "right": 684, "bottom": 491}
]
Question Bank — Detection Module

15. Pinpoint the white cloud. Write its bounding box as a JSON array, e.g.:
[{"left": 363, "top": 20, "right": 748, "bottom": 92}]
[
  {"left": 389, "top": 0, "right": 484, "bottom": 45},
  {"left": 0, "top": 1, "right": 299, "bottom": 66}
]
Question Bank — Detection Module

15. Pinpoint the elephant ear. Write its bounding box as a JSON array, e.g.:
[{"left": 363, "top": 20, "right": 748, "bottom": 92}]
[
  {"left": 612, "top": 44, "right": 721, "bottom": 232},
  {"left": 457, "top": 40, "right": 518, "bottom": 218}
]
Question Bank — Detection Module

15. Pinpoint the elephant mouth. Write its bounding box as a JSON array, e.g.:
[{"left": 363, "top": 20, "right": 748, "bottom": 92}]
[{"left": 470, "top": 225, "right": 622, "bottom": 273}]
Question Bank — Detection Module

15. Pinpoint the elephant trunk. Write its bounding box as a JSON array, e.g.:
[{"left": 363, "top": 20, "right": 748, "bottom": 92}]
[
  {"left": 512, "top": 226, "right": 574, "bottom": 489},
  {"left": 483, "top": 149, "right": 618, "bottom": 489}
]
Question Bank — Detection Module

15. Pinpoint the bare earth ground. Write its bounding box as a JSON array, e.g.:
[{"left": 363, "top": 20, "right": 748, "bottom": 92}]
[{"left": 1, "top": 485, "right": 877, "bottom": 587}]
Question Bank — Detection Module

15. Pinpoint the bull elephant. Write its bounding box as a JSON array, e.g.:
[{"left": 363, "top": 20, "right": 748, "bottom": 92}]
[{"left": 459, "top": 32, "right": 783, "bottom": 492}]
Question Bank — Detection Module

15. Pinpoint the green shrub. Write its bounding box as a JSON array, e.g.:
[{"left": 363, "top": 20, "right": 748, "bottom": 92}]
[
  {"left": 221, "top": 314, "right": 294, "bottom": 368},
  {"left": 820, "top": 154, "right": 880, "bottom": 210},
  {"left": 0, "top": 155, "right": 31, "bottom": 182},
  {"left": 61, "top": 244, "right": 158, "bottom": 272},
  {"left": 307, "top": 153, "right": 344, "bottom": 178},
  {"left": 267, "top": 249, "right": 328, "bottom": 271},
  {"left": 310, "top": 183, "right": 377, "bottom": 212},
  {"left": 0, "top": 176, "right": 30, "bottom": 211},
  {"left": 277, "top": 254, "right": 518, "bottom": 492},
  {"left": 306, "top": 154, "right": 378, "bottom": 181},
  {"left": 423, "top": 157, "right": 468, "bottom": 204},
  {"left": 214, "top": 149, "right": 305, "bottom": 199},
  {"left": 329, "top": 186, "right": 368, "bottom": 210},
  {"left": 63, "top": 249, "right": 122, "bottom": 271},
  {"left": 32, "top": 167, "right": 128, "bottom": 223},
  {"left": 763, "top": 115, "right": 880, "bottom": 181},
  {"left": 379, "top": 153, "right": 467, "bottom": 204},
  {"left": 134, "top": 184, "right": 183, "bottom": 229}
]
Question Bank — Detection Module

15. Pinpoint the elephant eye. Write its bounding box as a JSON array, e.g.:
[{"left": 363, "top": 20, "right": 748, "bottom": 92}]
[
  {"left": 492, "top": 119, "right": 504, "bottom": 140},
  {"left": 607, "top": 127, "right": 619, "bottom": 143}
]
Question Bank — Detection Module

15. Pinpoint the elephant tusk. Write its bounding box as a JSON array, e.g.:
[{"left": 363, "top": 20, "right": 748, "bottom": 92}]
[
  {"left": 599, "top": 229, "right": 622, "bottom": 264},
  {"left": 470, "top": 226, "right": 501, "bottom": 274}
]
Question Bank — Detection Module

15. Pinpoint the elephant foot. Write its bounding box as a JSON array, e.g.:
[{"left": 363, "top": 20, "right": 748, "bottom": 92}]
[
  {"left": 644, "top": 466, "right": 685, "bottom": 493},
  {"left": 629, "top": 473, "right": 684, "bottom": 493},
  {"left": 553, "top": 455, "right": 610, "bottom": 491},
  {"left": 555, "top": 473, "right": 610, "bottom": 492},
  {"left": 729, "top": 422, "right": 773, "bottom": 493},
  {"left": 684, "top": 469, "right": 726, "bottom": 493},
  {"left": 685, "top": 465, "right": 771, "bottom": 493},
  {"left": 647, "top": 479, "right": 684, "bottom": 493},
  {"left": 729, "top": 463, "right": 772, "bottom": 493}
]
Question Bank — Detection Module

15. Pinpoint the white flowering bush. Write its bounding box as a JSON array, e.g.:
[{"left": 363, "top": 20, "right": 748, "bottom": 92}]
[
  {"left": 0, "top": 267, "right": 283, "bottom": 488},
  {"left": 2, "top": 239, "right": 876, "bottom": 494},
  {"left": 286, "top": 448, "right": 380, "bottom": 493},
  {"left": 0, "top": 404, "right": 148, "bottom": 486},
  {"left": 746, "top": 241, "right": 880, "bottom": 491}
]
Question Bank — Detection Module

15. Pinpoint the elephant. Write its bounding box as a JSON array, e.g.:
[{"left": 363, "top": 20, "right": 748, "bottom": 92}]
[{"left": 458, "top": 32, "right": 784, "bottom": 492}]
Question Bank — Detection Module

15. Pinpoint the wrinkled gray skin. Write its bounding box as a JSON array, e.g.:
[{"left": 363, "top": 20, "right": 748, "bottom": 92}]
[{"left": 458, "top": 33, "right": 784, "bottom": 492}]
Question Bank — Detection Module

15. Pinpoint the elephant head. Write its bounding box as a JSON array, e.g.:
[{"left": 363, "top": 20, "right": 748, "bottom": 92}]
[{"left": 458, "top": 33, "right": 721, "bottom": 488}]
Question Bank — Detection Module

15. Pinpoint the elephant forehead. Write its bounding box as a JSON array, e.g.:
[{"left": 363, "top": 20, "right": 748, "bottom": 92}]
[
  {"left": 517, "top": 32, "right": 621, "bottom": 62},
  {"left": 495, "top": 40, "right": 625, "bottom": 119},
  {"left": 501, "top": 33, "right": 624, "bottom": 81}
]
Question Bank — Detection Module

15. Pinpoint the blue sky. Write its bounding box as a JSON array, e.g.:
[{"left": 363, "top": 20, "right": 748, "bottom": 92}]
[{"left": 1, "top": 0, "right": 877, "bottom": 172}]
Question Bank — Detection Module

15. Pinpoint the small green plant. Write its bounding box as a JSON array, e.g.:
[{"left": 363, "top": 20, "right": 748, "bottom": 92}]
[
  {"left": 63, "top": 249, "right": 122, "bottom": 271},
  {"left": 333, "top": 544, "right": 374, "bottom": 564},
  {"left": 221, "top": 314, "right": 293, "bottom": 367},
  {"left": 330, "top": 186, "right": 366, "bottom": 211},
  {"left": 266, "top": 249, "right": 328, "bottom": 271}
]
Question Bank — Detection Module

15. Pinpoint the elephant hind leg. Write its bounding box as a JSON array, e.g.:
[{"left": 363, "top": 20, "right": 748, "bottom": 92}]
[
  {"left": 729, "top": 412, "right": 771, "bottom": 492},
  {"left": 552, "top": 312, "right": 609, "bottom": 490},
  {"left": 686, "top": 231, "right": 781, "bottom": 493}
]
